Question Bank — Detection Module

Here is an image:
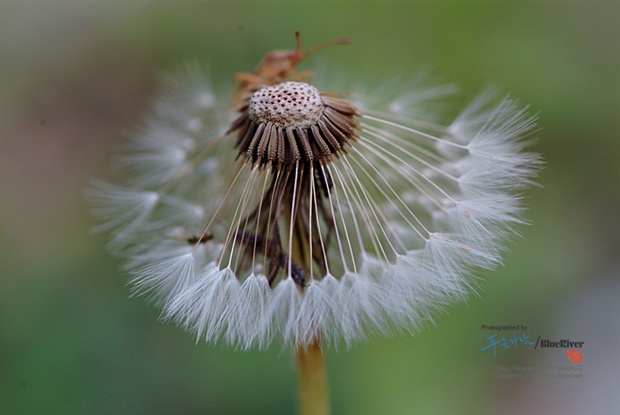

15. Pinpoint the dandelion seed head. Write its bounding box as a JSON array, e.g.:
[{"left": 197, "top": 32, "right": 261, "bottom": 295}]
[
  {"left": 89, "top": 34, "right": 541, "bottom": 350},
  {"left": 232, "top": 82, "right": 358, "bottom": 169}
]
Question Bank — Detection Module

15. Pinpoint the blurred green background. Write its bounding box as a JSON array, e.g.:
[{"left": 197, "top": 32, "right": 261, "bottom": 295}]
[{"left": 1, "top": 1, "right": 618, "bottom": 414}]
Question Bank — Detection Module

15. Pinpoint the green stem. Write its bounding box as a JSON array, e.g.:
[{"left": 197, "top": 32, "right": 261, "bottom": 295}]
[{"left": 296, "top": 340, "right": 330, "bottom": 415}]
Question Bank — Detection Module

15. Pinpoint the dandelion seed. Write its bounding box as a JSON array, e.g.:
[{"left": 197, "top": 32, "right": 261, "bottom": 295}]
[{"left": 89, "top": 33, "right": 540, "bottom": 351}]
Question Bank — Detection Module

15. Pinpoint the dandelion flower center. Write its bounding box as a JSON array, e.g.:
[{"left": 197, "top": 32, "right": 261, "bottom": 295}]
[
  {"left": 229, "top": 81, "right": 359, "bottom": 169},
  {"left": 249, "top": 82, "right": 324, "bottom": 129}
]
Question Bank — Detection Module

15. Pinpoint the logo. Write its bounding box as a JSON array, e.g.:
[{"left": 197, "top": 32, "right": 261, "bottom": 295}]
[
  {"left": 566, "top": 349, "right": 583, "bottom": 363},
  {"left": 481, "top": 323, "right": 585, "bottom": 380},
  {"left": 480, "top": 324, "right": 585, "bottom": 360}
]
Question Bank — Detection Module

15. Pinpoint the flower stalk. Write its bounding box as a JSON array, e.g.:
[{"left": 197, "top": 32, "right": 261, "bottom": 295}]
[{"left": 296, "top": 340, "right": 329, "bottom": 415}]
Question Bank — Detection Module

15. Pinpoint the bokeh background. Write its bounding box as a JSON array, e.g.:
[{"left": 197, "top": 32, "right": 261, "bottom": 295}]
[{"left": 1, "top": 1, "right": 618, "bottom": 414}]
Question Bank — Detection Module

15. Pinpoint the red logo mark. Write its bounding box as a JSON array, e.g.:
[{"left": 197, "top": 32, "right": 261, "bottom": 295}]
[{"left": 567, "top": 349, "right": 582, "bottom": 363}]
